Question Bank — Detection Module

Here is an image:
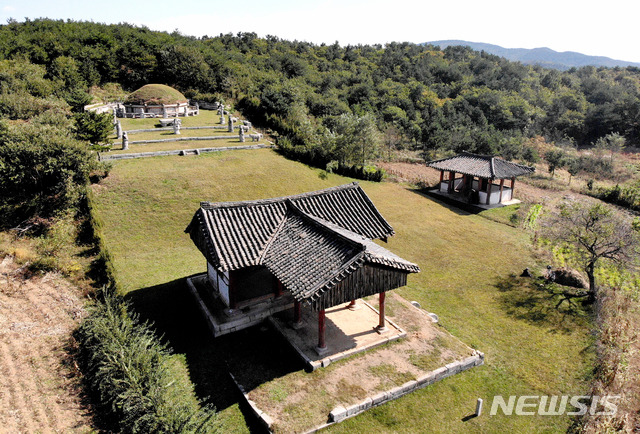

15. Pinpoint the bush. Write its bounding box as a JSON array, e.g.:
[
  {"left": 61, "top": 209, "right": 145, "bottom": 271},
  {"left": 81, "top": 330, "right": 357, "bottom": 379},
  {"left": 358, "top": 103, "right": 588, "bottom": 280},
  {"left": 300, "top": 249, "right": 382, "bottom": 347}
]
[
  {"left": 0, "top": 122, "right": 97, "bottom": 227},
  {"left": 590, "top": 183, "right": 640, "bottom": 212},
  {"left": 75, "top": 289, "right": 221, "bottom": 433}
]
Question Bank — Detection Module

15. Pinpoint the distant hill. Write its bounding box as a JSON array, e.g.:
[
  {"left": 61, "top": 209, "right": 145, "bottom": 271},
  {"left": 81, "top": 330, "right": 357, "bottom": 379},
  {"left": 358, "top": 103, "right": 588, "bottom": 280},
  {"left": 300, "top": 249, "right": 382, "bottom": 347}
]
[{"left": 426, "top": 40, "right": 640, "bottom": 70}]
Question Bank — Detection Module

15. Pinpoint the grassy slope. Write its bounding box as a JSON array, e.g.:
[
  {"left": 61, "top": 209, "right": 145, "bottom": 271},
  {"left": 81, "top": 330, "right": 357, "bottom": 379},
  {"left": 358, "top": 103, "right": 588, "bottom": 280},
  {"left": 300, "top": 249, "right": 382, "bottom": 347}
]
[{"left": 90, "top": 149, "right": 593, "bottom": 433}]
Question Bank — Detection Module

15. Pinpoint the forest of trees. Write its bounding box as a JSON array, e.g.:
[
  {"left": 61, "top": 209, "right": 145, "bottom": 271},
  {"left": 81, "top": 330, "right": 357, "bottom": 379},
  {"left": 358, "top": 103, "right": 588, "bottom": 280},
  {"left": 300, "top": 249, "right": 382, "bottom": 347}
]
[
  {"left": 2, "top": 18, "right": 640, "bottom": 210},
  {"left": 2, "top": 20, "right": 640, "bottom": 145}
]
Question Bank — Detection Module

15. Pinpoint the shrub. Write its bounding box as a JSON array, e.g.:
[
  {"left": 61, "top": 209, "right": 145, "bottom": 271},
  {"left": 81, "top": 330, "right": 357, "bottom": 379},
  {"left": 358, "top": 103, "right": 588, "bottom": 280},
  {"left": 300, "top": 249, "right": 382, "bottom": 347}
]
[
  {"left": 590, "top": 183, "right": 640, "bottom": 212},
  {"left": 75, "top": 289, "right": 221, "bottom": 433}
]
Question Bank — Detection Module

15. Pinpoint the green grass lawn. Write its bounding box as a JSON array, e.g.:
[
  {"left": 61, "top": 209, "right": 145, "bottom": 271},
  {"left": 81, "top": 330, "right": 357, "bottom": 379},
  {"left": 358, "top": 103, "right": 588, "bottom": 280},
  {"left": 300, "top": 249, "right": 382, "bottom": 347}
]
[{"left": 90, "top": 148, "right": 594, "bottom": 433}]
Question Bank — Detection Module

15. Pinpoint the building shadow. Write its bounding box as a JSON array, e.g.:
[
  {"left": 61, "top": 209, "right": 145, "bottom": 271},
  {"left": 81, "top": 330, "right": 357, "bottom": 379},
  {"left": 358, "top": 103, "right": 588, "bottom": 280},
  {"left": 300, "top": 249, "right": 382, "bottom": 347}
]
[
  {"left": 406, "top": 187, "right": 480, "bottom": 216},
  {"left": 125, "top": 277, "right": 305, "bottom": 414}
]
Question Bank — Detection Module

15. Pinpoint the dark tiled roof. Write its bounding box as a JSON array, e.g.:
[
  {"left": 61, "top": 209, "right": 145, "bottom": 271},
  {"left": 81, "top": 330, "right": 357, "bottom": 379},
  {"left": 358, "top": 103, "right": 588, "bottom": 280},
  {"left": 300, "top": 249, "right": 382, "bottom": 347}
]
[
  {"left": 185, "top": 183, "right": 418, "bottom": 303},
  {"left": 426, "top": 152, "right": 535, "bottom": 179}
]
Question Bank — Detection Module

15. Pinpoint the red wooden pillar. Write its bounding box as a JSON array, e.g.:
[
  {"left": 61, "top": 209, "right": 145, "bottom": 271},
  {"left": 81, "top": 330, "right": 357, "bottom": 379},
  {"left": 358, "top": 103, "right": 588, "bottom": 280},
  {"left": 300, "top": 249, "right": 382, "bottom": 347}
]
[
  {"left": 377, "top": 291, "right": 388, "bottom": 332},
  {"left": 347, "top": 299, "right": 359, "bottom": 310},
  {"left": 448, "top": 171, "right": 455, "bottom": 193},
  {"left": 439, "top": 170, "right": 444, "bottom": 184},
  {"left": 317, "top": 309, "right": 326, "bottom": 350},
  {"left": 511, "top": 177, "right": 516, "bottom": 198},
  {"left": 498, "top": 179, "right": 505, "bottom": 203},
  {"left": 274, "top": 278, "right": 284, "bottom": 297},
  {"left": 294, "top": 300, "right": 302, "bottom": 324}
]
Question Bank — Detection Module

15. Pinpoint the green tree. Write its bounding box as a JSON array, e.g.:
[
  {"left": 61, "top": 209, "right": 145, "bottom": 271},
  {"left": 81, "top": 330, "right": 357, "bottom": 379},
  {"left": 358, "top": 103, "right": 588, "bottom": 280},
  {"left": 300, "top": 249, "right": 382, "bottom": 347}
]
[
  {"left": 595, "top": 132, "right": 626, "bottom": 164},
  {"left": 330, "top": 113, "right": 381, "bottom": 166},
  {"left": 541, "top": 201, "right": 639, "bottom": 302},
  {"left": 0, "top": 121, "right": 97, "bottom": 226},
  {"left": 73, "top": 111, "right": 113, "bottom": 144},
  {"left": 565, "top": 157, "right": 581, "bottom": 185},
  {"left": 545, "top": 149, "right": 566, "bottom": 177}
]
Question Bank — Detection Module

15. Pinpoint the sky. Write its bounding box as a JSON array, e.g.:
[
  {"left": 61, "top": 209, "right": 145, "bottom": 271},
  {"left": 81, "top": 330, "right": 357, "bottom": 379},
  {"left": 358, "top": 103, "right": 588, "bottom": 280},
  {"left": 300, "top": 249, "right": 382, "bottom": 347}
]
[{"left": 2, "top": 0, "right": 639, "bottom": 63}]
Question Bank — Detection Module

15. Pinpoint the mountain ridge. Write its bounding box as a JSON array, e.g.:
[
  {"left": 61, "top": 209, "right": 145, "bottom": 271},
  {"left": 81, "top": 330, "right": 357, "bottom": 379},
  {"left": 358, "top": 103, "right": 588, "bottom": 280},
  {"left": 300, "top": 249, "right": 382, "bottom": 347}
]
[{"left": 426, "top": 40, "right": 640, "bottom": 70}]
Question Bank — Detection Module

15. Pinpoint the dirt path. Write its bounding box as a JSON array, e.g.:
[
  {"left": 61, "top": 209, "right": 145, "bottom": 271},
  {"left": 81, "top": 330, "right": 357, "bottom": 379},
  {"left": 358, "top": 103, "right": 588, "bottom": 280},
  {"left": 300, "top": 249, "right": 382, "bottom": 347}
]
[{"left": 0, "top": 256, "right": 92, "bottom": 433}]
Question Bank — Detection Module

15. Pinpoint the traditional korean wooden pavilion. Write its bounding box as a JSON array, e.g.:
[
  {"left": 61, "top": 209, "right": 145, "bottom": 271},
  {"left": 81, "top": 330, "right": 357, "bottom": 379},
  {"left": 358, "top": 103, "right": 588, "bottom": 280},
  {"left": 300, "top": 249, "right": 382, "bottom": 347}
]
[
  {"left": 185, "top": 182, "right": 419, "bottom": 352},
  {"left": 426, "top": 152, "right": 535, "bottom": 206}
]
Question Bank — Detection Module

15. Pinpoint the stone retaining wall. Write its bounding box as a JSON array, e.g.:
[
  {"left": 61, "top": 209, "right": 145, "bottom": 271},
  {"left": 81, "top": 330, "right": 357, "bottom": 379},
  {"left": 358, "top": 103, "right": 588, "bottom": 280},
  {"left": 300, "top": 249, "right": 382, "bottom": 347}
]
[
  {"left": 98, "top": 144, "right": 274, "bottom": 161},
  {"left": 128, "top": 135, "right": 238, "bottom": 145},
  {"left": 325, "top": 351, "right": 484, "bottom": 426},
  {"left": 125, "top": 125, "right": 228, "bottom": 134},
  {"left": 230, "top": 347, "right": 484, "bottom": 434}
]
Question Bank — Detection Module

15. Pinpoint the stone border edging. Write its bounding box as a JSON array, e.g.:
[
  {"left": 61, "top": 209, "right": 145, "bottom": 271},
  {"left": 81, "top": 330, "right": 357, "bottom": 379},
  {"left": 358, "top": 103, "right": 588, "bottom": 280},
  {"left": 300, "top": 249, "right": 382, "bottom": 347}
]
[
  {"left": 129, "top": 135, "right": 238, "bottom": 144},
  {"left": 228, "top": 346, "right": 484, "bottom": 434},
  {"left": 126, "top": 125, "right": 228, "bottom": 134},
  {"left": 228, "top": 372, "right": 275, "bottom": 433},
  {"left": 98, "top": 144, "right": 274, "bottom": 161},
  {"left": 304, "top": 350, "right": 485, "bottom": 433}
]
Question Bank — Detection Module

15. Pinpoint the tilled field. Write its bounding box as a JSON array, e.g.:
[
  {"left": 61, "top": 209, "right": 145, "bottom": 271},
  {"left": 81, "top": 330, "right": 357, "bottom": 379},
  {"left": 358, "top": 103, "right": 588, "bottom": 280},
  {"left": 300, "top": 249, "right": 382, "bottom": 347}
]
[{"left": 0, "top": 256, "right": 92, "bottom": 433}]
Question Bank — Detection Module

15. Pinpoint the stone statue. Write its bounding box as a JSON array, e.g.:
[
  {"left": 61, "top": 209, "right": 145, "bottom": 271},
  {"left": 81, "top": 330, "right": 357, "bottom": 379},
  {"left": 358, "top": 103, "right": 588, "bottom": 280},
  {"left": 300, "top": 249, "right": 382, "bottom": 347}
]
[
  {"left": 228, "top": 115, "right": 234, "bottom": 132},
  {"left": 239, "top": 125, "right": 246, "bottom": 142},
  {"left": 173, "top": 119, "right": 181, "bottom": 135},
  {"left": 122, "top": 131, "right": 129, "bottom": 150},
  {"left": 116, "top": 120, "right": 122, "bottom": 139}
]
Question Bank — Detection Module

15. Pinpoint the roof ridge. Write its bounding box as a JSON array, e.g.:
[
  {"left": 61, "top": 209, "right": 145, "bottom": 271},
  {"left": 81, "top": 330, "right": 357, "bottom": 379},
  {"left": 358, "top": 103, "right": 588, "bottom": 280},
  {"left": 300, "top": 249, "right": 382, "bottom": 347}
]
[
  {"left": 199, "top": 182, "right": 359, "bottom": 209},
  {"left": 286, "top": 201, "right": 367, "bottom": 253},
  {"left": 256, "top": 208, "right": 291, "bottom": 265}
]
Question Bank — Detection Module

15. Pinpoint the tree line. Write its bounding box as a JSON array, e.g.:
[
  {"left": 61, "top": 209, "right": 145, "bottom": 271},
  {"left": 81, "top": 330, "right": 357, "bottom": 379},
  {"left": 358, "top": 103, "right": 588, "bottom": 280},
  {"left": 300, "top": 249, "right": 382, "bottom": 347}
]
[{"left": 2, "top": 19, "right": 639, "bottom": 167}]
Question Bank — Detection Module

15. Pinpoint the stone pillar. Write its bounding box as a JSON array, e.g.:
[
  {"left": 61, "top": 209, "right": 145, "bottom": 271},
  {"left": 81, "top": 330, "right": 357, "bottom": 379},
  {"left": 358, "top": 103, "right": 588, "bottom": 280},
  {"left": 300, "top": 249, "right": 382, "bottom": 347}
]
[
  {"left": 116, "top": 120, "right": 122, "bottom": 139},
  {"left": 239, "top": 126, "right": 245, "bottom": 143},
  {"left": 228, "top": 115, "right": 234, "bottom": 132},
  {"left": 162, "top": 106, "right": 167, "bottom": 118},
  {"left": 122, "top": 132, "right": 129, "bottom": 150},
  {"left": 376, "top": 292, "right": 388, "bottom": 333}
]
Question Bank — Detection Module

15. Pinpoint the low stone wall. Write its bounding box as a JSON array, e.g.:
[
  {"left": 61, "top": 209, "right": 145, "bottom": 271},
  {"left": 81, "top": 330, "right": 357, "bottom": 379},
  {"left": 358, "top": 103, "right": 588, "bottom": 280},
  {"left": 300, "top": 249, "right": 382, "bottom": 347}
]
[
  {"left": 125, "top": 125, "right": 229, "bottom": 134},
  {"left": 98, "top": 144, "right": 274, "bottom": 161},
  {"left": 128, "top": 135, "right": 239, "bottom": 145},
  {"left": 231, "top": 346, "right": 485, "bottom": 433},
  {"left": 326, "top": 351, "right": 484, "bottom": 426}
]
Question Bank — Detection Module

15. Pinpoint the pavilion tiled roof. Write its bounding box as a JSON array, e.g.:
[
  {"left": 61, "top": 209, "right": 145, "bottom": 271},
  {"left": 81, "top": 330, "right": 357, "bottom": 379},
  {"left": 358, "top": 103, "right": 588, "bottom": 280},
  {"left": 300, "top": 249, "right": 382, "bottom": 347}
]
[
  {"left": 426, "top": 152, "right": 535, "bottom": 179},
  {"left": 185, "top": 183, "right": 418, "bottom": 303}
]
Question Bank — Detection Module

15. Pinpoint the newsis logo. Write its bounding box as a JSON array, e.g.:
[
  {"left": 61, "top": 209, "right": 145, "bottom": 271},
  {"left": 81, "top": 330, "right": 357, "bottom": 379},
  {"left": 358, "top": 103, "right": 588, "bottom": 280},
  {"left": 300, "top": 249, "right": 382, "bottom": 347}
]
[{"left": 489, "top": 395, "right": 621, "bottom": 416}]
